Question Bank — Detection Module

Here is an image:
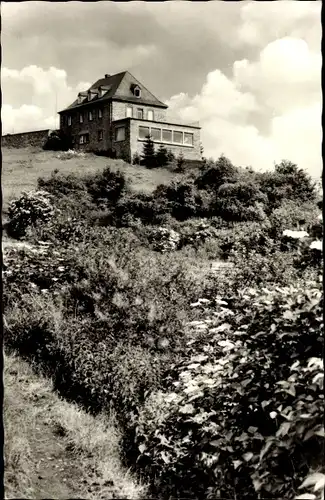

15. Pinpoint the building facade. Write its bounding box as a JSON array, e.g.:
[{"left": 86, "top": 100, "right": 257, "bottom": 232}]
[{"left": 58, "top": 71, "right": 201, "bottom": 163}]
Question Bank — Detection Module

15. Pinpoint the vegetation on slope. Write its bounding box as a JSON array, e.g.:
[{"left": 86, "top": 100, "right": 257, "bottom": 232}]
[
  {"left": 3, "top": 149, "right": 323, "bottom": 499},
  {"left": 4, "top": 354, "right": 147, "bottom": 499}
]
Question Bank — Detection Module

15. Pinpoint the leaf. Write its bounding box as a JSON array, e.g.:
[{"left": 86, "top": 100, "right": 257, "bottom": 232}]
[
  {"left": 243, "top": 452, "right": 254, "bottom": 462},
  {"left": 252, "top": 478, "right": 263, "bottom": 492},
  {"left": 299, "top": 472, "right": 325, "bottom": 490},
  {"left": 179, "top": 403, "right": 195, "bottom": 415},
  {"left": 138, "top": 444, "right": 147, "bottom": 454},
  {"left": 295, "top": 494, "right": 316, "bottom": 500},
  {"left": 233, "top": 460, "right": 242, "bottom": 470}
]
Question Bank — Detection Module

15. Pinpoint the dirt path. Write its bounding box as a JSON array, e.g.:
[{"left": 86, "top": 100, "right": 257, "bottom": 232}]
[{"left": 4, "top": 354, "right": 147, "bottom": 499}]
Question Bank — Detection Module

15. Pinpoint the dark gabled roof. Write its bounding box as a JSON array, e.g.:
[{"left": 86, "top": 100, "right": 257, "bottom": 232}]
[{"left": 59, "top": 71, "right": 168, "bottom": 113}]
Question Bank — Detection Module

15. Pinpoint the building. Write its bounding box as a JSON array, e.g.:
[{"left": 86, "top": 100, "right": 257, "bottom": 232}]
[{"left": 58, "top": 71, "right": 201, "bottom": 163}]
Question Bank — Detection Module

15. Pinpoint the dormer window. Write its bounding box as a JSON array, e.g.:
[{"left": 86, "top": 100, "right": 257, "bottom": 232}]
[
  {"left": 131, "top": 84, "right": 141, "bottom": 98},
  {"left": 78, "top": 92, "right": 87, "bottom": 104},
  {"left": 98, "top": 85, "right": 110, "bottom": 98}
]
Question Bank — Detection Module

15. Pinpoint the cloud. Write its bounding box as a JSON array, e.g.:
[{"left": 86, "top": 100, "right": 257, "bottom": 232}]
[
  {"left": 1, "top": 65, "right": 89, "bottom": 134},
  {"left": 1, "top": 3, "right": 321, "bottom": 177},
  {"left": 167, "top": 36, "right": 321, "bottom": 177}
]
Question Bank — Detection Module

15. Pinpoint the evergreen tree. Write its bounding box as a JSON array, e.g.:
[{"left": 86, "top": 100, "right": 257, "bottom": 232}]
[
  {"left": 176, "top": 152, "right": 185, "bottom": 172},
  {"left": 156, "top": 145, "right": 169, "bottom": 168},
  {"left": 142, "top": 135, "right": 157, "bottom": 169}
]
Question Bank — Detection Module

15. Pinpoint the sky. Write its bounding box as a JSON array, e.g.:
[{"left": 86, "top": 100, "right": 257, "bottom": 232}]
[{"left": 1, "top": 1, "right": 322, "bottom": 177}]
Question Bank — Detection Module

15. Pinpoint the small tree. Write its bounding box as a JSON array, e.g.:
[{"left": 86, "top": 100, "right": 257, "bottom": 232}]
[
  {"left": 155, "top": 145, "right": 169, "bottom": 168},
  {"left": 132, "top": 153, "right": 141, "bottom": 165},
  {"left": 142, "top": 135, "right": 157, "bottom": 169},
  {"left": 167, "top": 150, "right": 175, "bottom": 163},
  {"left": 176, "top": 153, "right": 185, "bottom": 173}
]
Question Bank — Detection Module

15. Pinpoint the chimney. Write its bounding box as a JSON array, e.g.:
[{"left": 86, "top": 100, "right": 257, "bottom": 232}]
[{"left": 105, "top": 74, "right": 110, "bottom": 79}]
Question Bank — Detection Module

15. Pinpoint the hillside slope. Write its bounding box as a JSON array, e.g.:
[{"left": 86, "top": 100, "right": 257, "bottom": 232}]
[
  {"left": 2, "top": 146, "right": 185, "bottom": 212},
  {"left": 4, "top": 353, "right": 147, "bottom": 499}
]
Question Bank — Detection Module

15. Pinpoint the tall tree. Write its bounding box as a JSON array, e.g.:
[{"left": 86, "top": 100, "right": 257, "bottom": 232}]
[
  {"left": 142, "top": 135, "right": 157, "bottom": 169},
  {"left": 156, "top": 145, "right": 169, "bottom": 168}
]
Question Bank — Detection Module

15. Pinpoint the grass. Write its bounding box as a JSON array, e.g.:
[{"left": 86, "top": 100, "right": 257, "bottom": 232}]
[
  {"left": 4, "top": 353, "right": 148, "bottom": 499},
  {"left": 2, "top": 146, "right": 186, "bottom": 213}
]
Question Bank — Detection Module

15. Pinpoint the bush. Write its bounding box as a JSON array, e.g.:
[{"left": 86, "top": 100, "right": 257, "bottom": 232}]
[
  {"left": 42, "top": 130, "right": 72, "bottom": 151},
  {"left": 153, "top": 181, "right": 200, "bottom": 221},
  {"left": 38, "top": 166, "right": 127, "bottom": 209},
  {"left": 195, "top": 154, "right": 238, "bottom": 191},
  {"left": 146, "top": 227, "right": 181, "bottom": 253},
  {"left": 7, "top": 190, "right": 56, "bottom": 239},
  {"left": 132, "top": 153, "right": 142, "bottom": 165},
  {"left": 268, "top": 200, "right": 320, "bottom": 239},
  {"left": 135, "top": 282, "right": 324, "bottom": 499},
  {"left": 38, "top": 171, "right": 89, "bottom": 198},
  {"left": 214, "top": 182, "right": 267, "bottom": 222},
  {"left": 259, "top": 160, "right": 317, "bottom": 210}
]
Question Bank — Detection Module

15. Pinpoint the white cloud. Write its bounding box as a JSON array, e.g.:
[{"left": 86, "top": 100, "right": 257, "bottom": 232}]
[
  {"left": 167, "top": 36, "right": 322, "bottom": 177},
  {"left": 1, "top": 65, "right": 88, "bottom": 134},
  {"left": 1, "top": 103, "right": 56, "bottom": 133}
]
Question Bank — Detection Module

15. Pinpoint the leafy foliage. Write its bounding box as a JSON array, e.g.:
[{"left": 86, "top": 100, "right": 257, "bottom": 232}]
[
  {"left": 135, "top": 283, "right": 324, "bottom": 499},
  {"left": 259, "top": 160, "right": 317, "bottom": 211},
  {"left": 7, "top": 190, "right": 56, "bottom": 239}
]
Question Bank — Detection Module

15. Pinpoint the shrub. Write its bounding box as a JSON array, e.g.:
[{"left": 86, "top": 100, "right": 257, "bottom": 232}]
[
  {"left": 259, "top": 160, "right": 317, "bottom": 210},
  {"left": 195, "top": 154, "right": 238, "bottom": 191},
  {"left": 7, "top": 190, "right": 56, "bottom": 239},
  {"left": 132, "top": 153, "right": 141, "bottom": 165},
  {"left": 38, "top": 171, "right": 89, "bottom": 198},
  {"left": 135, "top": 282, "right": 324, "bottom": 499},
  {"left": 215, "top": 182, "right": 267, "bottom": 222},
  {"left": 83, "top": 166, "right": 127, "bottom": 206},
  {"left": 146, "top": 227, "right": 181, "bottom": 253},
  {"left": 153, "top": 181, "right": 200, "bottom": 221},
  {"left": 38, "top": 167, "right": 127, "bottom": 208},
  {"left": 42, "top": 130, "right": 72, "bottom": 151},
  {"left": 268, "top": 200, "right": 319, "bottom": 239}
]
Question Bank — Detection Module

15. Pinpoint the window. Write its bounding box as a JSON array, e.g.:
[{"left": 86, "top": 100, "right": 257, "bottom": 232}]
[
  {"left": 79, "top": 113, "right": 84, "bottom": 124},
  {"left": 68, "top": 116, "right": 72, "bottom": 126},
  {"left": 151, "top": 128, "right": 161, "bottom": 141},
  {"left": 126, "top": 106, "right": 133, "bottom": 118},
  {"left": 89, "top": 110, "right": 93, "bottom": 121},
  {"left": 132, "top": 85, "right": 141, "bottom": 98},
  {"left": 139, "top": 126, "right": 150, "bottom": 139},
  {"left": 173, "top": 131, "right": 183, "bottom": 144},
  {"left": 98, "top": 108, "right": 103, "bottom": 119},
  {"left": 147, "top": 110, "right": 154, "bottom": 121},
  {"left": 98, "top": 130, "right": 103, "bottom": 141},
  {"left": 115, "top": 127, "right": 125, "bottom": 142},
  {"left": 79, "top": 134, "right": 89, "bottom": 145},
  {"left": 137, "top": 109, "right": 144, "bottom": 119},
  {"left": 184, "top": 132, "right": 194, "bottom": 146},
  {"left": 162, "top": 129, "right": 172, "bottom": 142}
]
